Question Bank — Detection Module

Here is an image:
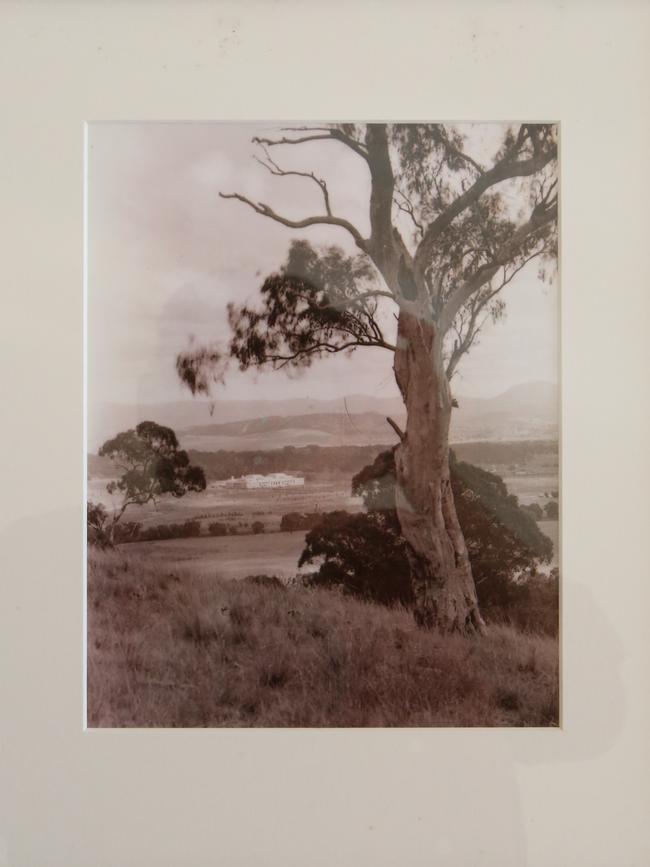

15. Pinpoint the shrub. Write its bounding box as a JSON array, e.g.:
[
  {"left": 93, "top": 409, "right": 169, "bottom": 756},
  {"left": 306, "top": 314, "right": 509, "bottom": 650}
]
[
  {"left": 113, "top": 521, "right": 142, "bottom": 544},
  {"left": 300, "top": 510, "right": 413, "bottom": 605},
  {"left": 544, "top": 500, "right": 559, "bottom": 519},
  {"left": 244, "top": 574, "right": 285, "bottom": 589},
  {"left": 208, "top": 521, "right": 228, "bottom": 537},
  {"left": 251, "top": 521, "right": 265, "bottom": 535},
  {"left": 87, "top": 501, "right": 111, "bottom": 549},
  {"left": 300, "top": 449, "right": 558, "bottom": 633},
  {"left": 280, "top": 512, "right": 322, "bottom": 532},
  {"left": 139, "top": 524, "right": 174, "bottom": 541},
  {"left": 177, "top": 519, "right": 201, "bottom": 538}
]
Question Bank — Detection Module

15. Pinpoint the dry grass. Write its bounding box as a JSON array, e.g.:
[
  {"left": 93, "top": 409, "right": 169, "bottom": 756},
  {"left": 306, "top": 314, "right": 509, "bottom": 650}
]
[{"left": 87, "top": 549, "right": 559, "bottom": 728}]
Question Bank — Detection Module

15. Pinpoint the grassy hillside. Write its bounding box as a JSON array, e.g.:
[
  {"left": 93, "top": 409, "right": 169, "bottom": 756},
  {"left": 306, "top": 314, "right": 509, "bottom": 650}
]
[
  {"left": 87, "top": 549, "right": 559, "bottom": 728},
  {"left": 183, "top": 411, "right": 400, "bottom": 438}
]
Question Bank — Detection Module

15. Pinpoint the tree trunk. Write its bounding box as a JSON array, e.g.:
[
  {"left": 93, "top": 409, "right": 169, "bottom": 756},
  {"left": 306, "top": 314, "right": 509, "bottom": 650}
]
[{"left": 393, "top": 309, "right": 486, "bottom": 634}]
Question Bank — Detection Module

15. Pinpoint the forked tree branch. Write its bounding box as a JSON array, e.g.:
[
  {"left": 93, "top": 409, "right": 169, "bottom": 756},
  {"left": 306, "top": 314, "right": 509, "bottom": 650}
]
[
  {"left": 439, "top": 200, "right": 557, "bottom": 335},
  {"left": 219, "top": 191, "right": 367, "bottom": 250},
  {"left": 253, "top": 127, "right": 370, "bottom": 162},
  {"left": 386, "top": 416, "right": 405, "bottom": 441},
  {"left": 265, "top": 337, "right": 396, "bottom": 370},
  {"left": 254, "top": 144, "right": 332, "bottom": 215},
  {"left": 394, "top": 191, "right": 424, "bottom": 240},
  {"left": 446, "top": 244, "right": 549, "bottom": 378},
  {"left": 413, "top": 132, "right": 557, "bottom": 279}
]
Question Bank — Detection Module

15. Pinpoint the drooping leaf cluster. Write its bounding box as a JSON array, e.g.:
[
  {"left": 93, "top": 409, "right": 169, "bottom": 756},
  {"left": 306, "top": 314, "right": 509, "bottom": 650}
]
[
  {"left": 176, "top": 344, "right": 223, "bottom": 396},
  {"left": 227, "top": 240, "right": 389, "bottom": 372}
]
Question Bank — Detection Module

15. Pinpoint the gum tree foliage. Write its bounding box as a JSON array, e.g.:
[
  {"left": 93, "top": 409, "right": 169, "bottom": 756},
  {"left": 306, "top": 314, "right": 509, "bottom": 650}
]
[
  {"left": 89, "top": 421, "right": 206, "bottom": 546},
  {"left": 176, "top": 123, "right": 558, "bottom": 633}
]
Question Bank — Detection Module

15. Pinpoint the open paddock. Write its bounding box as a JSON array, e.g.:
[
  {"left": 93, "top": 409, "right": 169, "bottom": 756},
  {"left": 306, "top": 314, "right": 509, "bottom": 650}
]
[
  {"left": 122, "top": 530, "right": 310, "bottom": 581},
  {"left": 88, "top": 475, "right": 363, "bottom": 532}
]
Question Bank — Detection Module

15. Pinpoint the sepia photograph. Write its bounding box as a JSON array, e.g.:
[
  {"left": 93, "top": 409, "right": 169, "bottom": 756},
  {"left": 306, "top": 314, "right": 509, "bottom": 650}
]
[{"left": 86, "top": 121, "right": 560, "bottom": 728}]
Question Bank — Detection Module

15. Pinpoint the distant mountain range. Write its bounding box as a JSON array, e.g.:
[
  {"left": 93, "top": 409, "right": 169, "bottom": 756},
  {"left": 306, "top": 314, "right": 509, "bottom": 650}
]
[
  {"left": 88, "top": 381, "right": 558, "bottom": 453},
  {"left": 450, "top": 380, "right": 558, "bottom": 444}
]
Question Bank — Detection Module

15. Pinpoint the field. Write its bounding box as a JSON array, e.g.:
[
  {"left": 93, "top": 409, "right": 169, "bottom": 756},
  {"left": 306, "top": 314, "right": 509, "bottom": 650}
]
[
  {"left": 501, "top": 473, "right": 558, "bottom": 506},
  {"left": 87, "top": 549, "right": 559, "bottom": 728},
  {"left": 87, "top": 475, "right": 363, "bottom": 533},
  {"left": 124, "top": 531, "right": 310, "bottom": 581},
  {"left": 89, "top": 448, "right": 560, "bottom": 575}
]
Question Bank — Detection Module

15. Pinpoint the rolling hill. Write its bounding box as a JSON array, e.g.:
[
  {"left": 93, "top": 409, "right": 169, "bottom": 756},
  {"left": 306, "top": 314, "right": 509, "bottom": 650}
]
[{"left": 88, "top": 381, "right": 558, "bottom": 453}]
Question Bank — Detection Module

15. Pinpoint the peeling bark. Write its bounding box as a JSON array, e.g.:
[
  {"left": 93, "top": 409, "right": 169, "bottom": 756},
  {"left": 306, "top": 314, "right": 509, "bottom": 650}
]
[{"left": 393, "top": 308, "right": 486, "bottom": 634}]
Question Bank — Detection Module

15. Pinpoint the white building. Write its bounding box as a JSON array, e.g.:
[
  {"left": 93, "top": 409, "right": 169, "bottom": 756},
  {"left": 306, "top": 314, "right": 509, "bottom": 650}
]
[{"left": 243, "top": 473, "right": 305, "bottom": 490}]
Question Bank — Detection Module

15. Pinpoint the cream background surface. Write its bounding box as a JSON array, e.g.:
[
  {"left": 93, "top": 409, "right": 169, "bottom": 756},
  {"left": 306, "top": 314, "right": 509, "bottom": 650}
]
[{"left": 1, "top": 2, "right": 649, "bottom": 865}]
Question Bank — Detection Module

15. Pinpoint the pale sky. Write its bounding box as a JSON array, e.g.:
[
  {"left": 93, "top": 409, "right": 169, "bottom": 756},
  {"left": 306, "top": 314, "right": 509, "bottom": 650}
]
[{"left": 87, "top": 122, "right": 558, "bottom": 411}]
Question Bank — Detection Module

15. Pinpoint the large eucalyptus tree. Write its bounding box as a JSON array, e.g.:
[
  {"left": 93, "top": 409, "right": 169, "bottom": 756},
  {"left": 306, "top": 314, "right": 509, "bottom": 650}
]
[{"left": 177, "top": 123, "right": 558, "bottom": 633}]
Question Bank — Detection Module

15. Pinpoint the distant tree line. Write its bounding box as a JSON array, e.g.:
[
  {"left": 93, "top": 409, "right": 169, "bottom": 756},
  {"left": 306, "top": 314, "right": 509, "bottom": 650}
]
[
  {"left": 450, "top": 439, "right": 558, "bottom": 467},
  {"left": 186, "top": 439, "right": 558, "bottom": 483},
  {"left": 187, "top": 444, "right": 386, "bottom": 481},
  {"left": 87, "top": 510, "right": 268, "bottom": 547}
]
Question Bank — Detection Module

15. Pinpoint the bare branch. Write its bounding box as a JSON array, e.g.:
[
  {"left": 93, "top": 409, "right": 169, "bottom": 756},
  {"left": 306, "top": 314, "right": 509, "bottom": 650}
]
[
  {"left": 444, "top": 241, "right": 552, "bottom": 380},
  {"left": 394, "top": 191, "right": 424, "bottom": 240},
  {"left": 439, "top": 199, "right": 557, "bottom": 335},
  {"left": 253, "top": 133, "right": 337, "bottom": 148},
  {"left": 386, "top": 416, "right": 406, "bottom": 441},
  {"left": 252, "top": 126, "right": 369, "bottom": 162},
  {"left": 254, "top": 144, "right": 332, "bottom": 215},
  {"left": 219, "top": 191, "right": 367, "bottom": 250}
]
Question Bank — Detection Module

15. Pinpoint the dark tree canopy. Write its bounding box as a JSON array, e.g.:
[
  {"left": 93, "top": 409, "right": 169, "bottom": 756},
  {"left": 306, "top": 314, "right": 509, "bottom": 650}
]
[
  {"left": 95, "top": 422, "right": 206, "bottom": 540},
  {"left": 299, "top": 509, "right": 413, "bottom": 605},
  {"left": 227, "top": 241, "right": 394, "bottom": 373}
]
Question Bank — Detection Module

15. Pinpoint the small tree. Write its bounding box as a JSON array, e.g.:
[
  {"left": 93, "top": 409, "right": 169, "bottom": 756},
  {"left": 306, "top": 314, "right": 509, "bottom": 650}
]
[
  {"left": 93, "top": 421, "right": 206, "bottom": 545},
  {"left": 251, "top": 520, "right": 265, "bottom": 534}
]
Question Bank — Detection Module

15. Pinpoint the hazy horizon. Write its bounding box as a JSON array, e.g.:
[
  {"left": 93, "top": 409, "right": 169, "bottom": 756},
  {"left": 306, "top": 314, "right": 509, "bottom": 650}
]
[
  {"left": 87, "top": 379, "right": 559, "bottom": 453},
  {"left": 94, "top": 377, "right": 557, "bottom": 408}
]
